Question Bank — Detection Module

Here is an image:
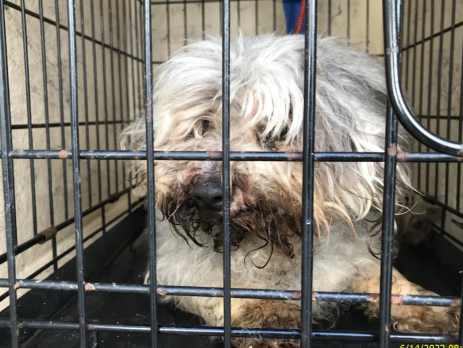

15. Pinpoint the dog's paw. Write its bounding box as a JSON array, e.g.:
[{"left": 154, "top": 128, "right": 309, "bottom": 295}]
[
  {"left": 231, "top": 300, "right": 300, "bottom": 348},
  {"left": 393, "top": 305, "right": 460, "bottom": 334}
]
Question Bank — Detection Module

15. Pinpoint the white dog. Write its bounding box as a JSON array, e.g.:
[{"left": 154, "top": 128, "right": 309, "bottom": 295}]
[{"left": 121, "top": 34, "right": 459, "bottom": 347}]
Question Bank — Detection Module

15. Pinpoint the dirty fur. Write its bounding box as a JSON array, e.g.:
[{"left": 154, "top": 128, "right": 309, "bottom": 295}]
[{"left": 121, "top": 34, "right": 459, "bottom": 347}]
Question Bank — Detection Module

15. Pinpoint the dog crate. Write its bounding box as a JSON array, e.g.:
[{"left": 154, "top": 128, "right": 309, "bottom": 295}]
[{"left": 0, "top": 0, "right": 462, "bottom": 347}]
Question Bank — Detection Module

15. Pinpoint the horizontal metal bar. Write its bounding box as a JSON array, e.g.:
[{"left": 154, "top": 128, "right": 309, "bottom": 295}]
[
  {"left": 0, "top": 190, "right": 133, "bottom": 268},
  {"left": 1, "top": 320, "right": 456, "bottom": 342},
  {"left": 0, "top": 202, "right": 141, "bottom": 302},
  {"left": 0, "top": 281, "right": 458, "bottom": 307},
  {"left": 6, "top": 150, "right": 463, "bottom": 162},
  {"left": 11, "top": 120, "right": 124, "bottom": 130},
  {"left": 0, "top": 227, "right": 54, "bottom": 264},
  {"left": 54, "top": 188, "right": 132, "bottom": 231},
  {"left": 422, "top": 195, "right": 463, "bottom": 220}
]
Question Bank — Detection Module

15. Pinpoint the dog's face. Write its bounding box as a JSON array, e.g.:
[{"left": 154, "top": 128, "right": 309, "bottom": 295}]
[
  {"left": 153, "top": 98, "right": 305, "bottom": 256},
  {"left": 122, "top": 35, "right": 413, "bottom": 257}
]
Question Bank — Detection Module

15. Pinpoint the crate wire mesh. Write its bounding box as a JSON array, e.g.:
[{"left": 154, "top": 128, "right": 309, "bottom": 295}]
[{"left": 0, "top": 0, "right": 462, "bottom": 347}]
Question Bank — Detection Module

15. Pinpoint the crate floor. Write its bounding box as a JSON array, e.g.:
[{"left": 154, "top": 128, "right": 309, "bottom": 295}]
[{"left": 3, "top": 208, "right": 460, "bottom": 348}]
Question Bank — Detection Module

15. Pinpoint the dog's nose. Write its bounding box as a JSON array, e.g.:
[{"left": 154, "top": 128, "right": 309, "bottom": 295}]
[{"left": 192, "top": 179, "right": 223, "bottom": 212}]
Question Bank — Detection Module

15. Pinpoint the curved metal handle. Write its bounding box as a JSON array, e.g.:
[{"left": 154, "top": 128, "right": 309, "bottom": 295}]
[{"left": 383, "top": 0, "right": 463, "bottom": 157}]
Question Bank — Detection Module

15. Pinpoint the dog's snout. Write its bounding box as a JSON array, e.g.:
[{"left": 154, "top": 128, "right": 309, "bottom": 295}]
[{"left": 192, "top": 179, "right": 223, "bottom": 212}]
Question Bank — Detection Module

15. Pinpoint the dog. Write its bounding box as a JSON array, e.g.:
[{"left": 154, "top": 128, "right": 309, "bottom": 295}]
[{"left": 121, "top": 34, "right": 459, "bottom": 347}]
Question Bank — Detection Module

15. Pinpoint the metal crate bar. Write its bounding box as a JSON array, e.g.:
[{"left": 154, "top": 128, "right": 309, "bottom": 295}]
[
  {"left": 383, "top": 0, "right": 463, "bottom": 157},
  {"left": 143, "top": 0, "right": 158, "bottom": 346},
  {"left": 0, "top": 320, "right": 457, "bottom": 343},
  {"left": 0, "top": 188, "right": 134, "bottom": 267},
  {"left": 7, "top": 149, "right": 463, "bottom": 162},
  {"left": 300, "top": 1, "right": 317, "bottom": 348},
  {"left": 0, "top": 0, "right": 18, "bottom": 345},
  {"left": 221, "top": 0, "right": 232, "bottom": 343},
  {"left": 66, "top": 0, "right": 87, "bottom": 346},
  {"left": 0, "top": 279, "right": 460, "bottom": 307},
  {"left": 0, "top": 200, "right": 141, "bottom": 303}
]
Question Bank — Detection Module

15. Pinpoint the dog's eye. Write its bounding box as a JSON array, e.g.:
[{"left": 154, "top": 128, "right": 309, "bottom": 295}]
[
  {"left": 256, "top": 124, "right": 288, "bottom": 151},
  {"left": 186, "top": 120, "right": 211, "bottom": 140}
]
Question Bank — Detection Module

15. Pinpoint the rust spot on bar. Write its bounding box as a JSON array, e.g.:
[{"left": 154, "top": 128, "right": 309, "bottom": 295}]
[
  {"left": 157, "top": 288, "right": 168, "bottom": 296},
  {"left": 85, "top": 283, "right": 96, "bottom": 291},
  {"left": 14, "top": 282, "right": 19, "bottom": 290},
  {"left": 452, "top": 298, "right": 462, "bottom": 307},
  {"left": 387, "top": 145, "right": 397, "bottom": 156},
  {"left": 397, "top": 151, "right": 409, "bottom": 162},
  {"left": 391, "top": 295, "right": 405, "bottom": 304},
  {"left": 292, "top": 291, "right": 301, "bottom": 300},
  {"left": 59, "top": 150, "right": 68, "bottom": 159},
  {"left": 285, "top": 152, "right": 301, "bottom": 161},
  {"left": 367, "top": 294, "right": 379, "bottom": 303},
  {"left": 38, "top": 226, "right": 58, "bottom": 244},
  {"left": 87, "top": 324, "right": 96, "bottom": 331},
  {"left": 207, "top": 151, "right": 222, "bottom": 158},
  {"left": 458, "top": 147, "right": 463, "bottom": 160}
]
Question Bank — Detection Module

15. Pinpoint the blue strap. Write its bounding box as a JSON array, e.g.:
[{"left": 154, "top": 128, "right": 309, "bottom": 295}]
[{"left": 283, "top": 0, "right": 305, "bottom": 34}]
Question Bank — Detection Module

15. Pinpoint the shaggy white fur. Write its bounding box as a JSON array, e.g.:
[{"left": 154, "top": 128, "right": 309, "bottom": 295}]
[{"left": 122, "top": 34, "right": 460, "bottom": 345}]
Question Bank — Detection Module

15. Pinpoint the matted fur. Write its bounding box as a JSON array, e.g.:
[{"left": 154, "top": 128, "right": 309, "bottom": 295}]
[
  {"left": 121, "top": 34, "right": 412, "bottom": 246},
  {"left": 120, "top": 34, "right": 458, "bottom": 341}
]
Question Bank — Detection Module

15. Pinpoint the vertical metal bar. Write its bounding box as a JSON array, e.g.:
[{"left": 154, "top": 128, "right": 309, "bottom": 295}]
[
  {"left": 39, "top": 0, "right": 58, "bottom": 270},
  {"left": 143, "top": 0, "right": 157, "bottom": 346},
  {"left": 183, "top": 0, "right": 188, "bottom": 42},
  {"left": 378, "top": 104, "right": 399, "bottom": 348},
  {"left": 411, "top": 0, "right": 418, "bottom": 106},
  {"left": 434, "top": 0, "right": 446, "bottom": 202},
  {"left": 134, "top": 2, "right": 143, "bottom": 110},
  {"left": 100, "top": 0, "right": 111, "bottom": 199},
  {"left": 67, "top": 0, "right": 87, "bottom": 345},
  {"left": 417, "top": 0, "right": 426, "bottom": 192},
  {"left": 222, "top": 0, "right": 231, "bottom": 344},
  {"left": 0, "top": 0, "right": 18, "bottom": 344},
  {"left": 19, "top": 0, "right": 38, "bottom": 236},
  {"left": 79, "top": 0, "right": 93, "bottom": 208},
  {"left": 444, "top": 0, "right": 456, "bottom": 214},
  {"left": 201, "top": 0, "right": 205, "bottom": 39},
  {"left": 272, "top": 0, "right": 276, "bottom": 32},
  {"left": 301, "top": 0, "right": 317, "bottom": 347},
  {"left": 54, "top": 0, "right": 70, "bottom": 221},
  {"left": 328, "top": 0, "right": 331, "bottom": 36},
  {"left": 90, "top": 0, "right": 105, "bottom": 233},
  {"left": 238, "top": 0, "right": 241, "bottom": 30},
  {"left": 380, "top": 0, "right": 403, "bottom": 346},
  {"left": 109, "top": 0, "right": 119, "bottom": 193},
  {"left": 255, "top": 0, "right": 258, "bottom": 35},
  {"left": 347, "top": 0, "right": 350, "bottom": 39},
  {"left": 167, "top": 0, "right": 171, "bottom": 58},
  {"left": 116, "top": 0, "right": 126, "bottom": 196},
  {"left": 425, "top": 0, "right": 435, "bottom": 195},
  {"left": 122, "top": 0, "right": 132, "bottom": 212},
  {"left": 404, "top": 0, "right": 411, "bottom": 91},
  {"left": 457, "top": 26, "right": 463, "bottom": 213},
  {"left": 129, "top": 1, "right": 136, "bottom": 115},
  {"left": 366, "top": 0, "right": 370, "bottom": 53}
]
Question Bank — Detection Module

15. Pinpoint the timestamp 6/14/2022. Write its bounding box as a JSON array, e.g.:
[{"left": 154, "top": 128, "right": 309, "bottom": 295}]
[{"left": 400, "top": 345, "right": 462, "bottom": 348}]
